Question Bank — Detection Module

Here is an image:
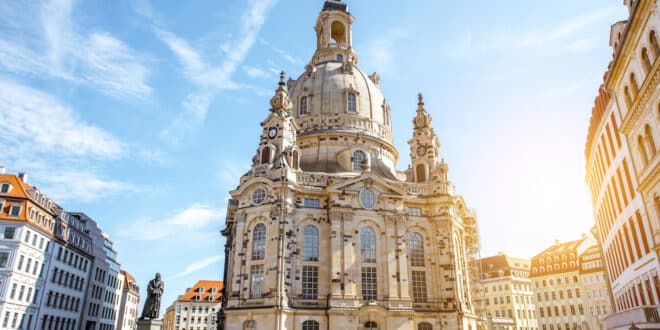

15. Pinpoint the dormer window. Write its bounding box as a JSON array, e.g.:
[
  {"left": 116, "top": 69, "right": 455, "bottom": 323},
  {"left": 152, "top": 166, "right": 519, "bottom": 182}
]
[
  {"left": 9, "top": 204, "right": 21, "bottom": 217},
  {"left": 0, "top": 183, "right": 11, "bottom": 194},
  {"left": 351, "top": 150, "right": 366, "bottom": 171},
  {"left": 346, "top": 93, "right": 357, "bottom": 113},
  {"left": 198, "top": 286, "right": 204, "bottom": 293},
  {"left": 299, "top": 96, "right": 308, "bottom": 115}
]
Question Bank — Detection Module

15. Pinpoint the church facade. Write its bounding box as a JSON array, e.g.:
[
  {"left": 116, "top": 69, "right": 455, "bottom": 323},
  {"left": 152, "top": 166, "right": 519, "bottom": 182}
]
[{"left": 219, "top": 1, "right": 480, "bottom": 329}]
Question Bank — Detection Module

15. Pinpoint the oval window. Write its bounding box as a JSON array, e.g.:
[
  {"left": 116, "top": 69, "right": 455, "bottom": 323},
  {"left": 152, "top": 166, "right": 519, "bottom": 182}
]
[
  {"left": 359, "top": 188, "right": 376, "bottom": 209},
  {"left": 252, "top": 188, "right": 267, "bottom": 205}
]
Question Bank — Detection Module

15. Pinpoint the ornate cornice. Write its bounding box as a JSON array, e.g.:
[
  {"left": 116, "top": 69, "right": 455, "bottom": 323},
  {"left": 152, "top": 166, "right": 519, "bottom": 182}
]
[{"left": 620, "top": 60, "right": 660, "bottom": 134}]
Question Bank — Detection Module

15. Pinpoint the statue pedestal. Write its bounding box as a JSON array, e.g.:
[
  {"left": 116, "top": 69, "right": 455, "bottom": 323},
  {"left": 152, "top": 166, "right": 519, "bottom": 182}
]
[{"left": 137, "top": 319, "right": 162, "bottom": 330}]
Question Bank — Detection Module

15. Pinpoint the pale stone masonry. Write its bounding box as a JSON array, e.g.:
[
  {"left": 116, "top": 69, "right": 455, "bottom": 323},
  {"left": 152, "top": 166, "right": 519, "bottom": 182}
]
[
  {"left": 218, "top": 1, "right": 480, "bottom": 330},
  {"left": 584, "top": 0, "right": 660, "bottom": 328}
]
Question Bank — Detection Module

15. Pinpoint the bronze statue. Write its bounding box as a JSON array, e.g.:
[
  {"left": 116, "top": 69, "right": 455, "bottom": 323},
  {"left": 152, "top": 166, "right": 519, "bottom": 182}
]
[{"left": 140, "top": 272, "right": 164, "bottom": 320}]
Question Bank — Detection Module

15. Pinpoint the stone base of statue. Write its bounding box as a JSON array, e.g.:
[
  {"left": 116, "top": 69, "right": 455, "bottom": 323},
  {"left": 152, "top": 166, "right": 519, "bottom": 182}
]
[{"left": 137, "top": 319, "right": 162, "bottom": 330}]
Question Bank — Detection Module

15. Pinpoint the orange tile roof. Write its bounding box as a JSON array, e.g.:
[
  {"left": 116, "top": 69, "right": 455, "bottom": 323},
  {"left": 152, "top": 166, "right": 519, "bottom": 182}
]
[
  {"left": 180, "top": 280, "right": 223, "bottom": 303},
  {"left": 530, "top": 239, "right": 584, "bottom": 278},
  {"left": 121, "top": 270, "right": 139, "bottom": 290}
]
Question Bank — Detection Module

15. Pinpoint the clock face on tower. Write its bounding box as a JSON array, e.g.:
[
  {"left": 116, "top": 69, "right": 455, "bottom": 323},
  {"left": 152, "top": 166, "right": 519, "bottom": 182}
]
[
  {"left": 268, "top": 127, "right": 278, "bottom": 139},
  {"left": 417, "top": 145, "right": 426, "bottom": 157}
]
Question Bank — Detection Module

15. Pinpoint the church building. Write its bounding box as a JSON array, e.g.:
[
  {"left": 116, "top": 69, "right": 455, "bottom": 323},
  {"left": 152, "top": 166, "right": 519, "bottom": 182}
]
[{"left": 219, "top": 1, "right": 480, "bottom": 329}]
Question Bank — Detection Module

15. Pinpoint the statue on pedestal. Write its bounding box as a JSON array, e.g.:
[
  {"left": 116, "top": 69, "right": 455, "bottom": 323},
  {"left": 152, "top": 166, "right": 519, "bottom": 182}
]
[{"left": 140, "top": 272, "right": 164, "bottom": 320}]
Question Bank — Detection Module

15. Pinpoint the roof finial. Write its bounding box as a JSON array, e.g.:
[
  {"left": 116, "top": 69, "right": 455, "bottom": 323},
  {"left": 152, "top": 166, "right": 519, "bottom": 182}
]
[
  {"left": 417, "top": 93, "right": 424, "bottom": 106},
  {"left": 279, "top": 71, "right": 286, "bottom": 87}
]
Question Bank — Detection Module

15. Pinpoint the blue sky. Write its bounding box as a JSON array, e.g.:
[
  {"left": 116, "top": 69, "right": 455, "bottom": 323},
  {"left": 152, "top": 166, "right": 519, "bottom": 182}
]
[{"left": 0, "top": 0, "right": 628, "bottom": 313}]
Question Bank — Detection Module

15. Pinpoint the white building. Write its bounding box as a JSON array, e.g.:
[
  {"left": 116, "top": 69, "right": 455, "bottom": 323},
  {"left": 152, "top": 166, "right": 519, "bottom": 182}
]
[
  {"left": 116, "top": 270, "right": 139, "bottom": 330},
  {"left": 162, "top": 280, "right": 222, "bottom": 330}
]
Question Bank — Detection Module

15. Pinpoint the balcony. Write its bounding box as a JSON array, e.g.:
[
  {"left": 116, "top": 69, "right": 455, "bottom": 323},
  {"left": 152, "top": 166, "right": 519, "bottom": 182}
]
[{"left": 604, "top": 307, "right": 660, "bottom": 330}]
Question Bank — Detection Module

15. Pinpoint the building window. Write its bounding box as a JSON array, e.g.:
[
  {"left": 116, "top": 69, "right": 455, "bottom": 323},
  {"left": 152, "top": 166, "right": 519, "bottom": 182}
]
[
  {"left": 261, "top": 147, "right": 271, "bottom": 164},
  {"left": 303, "top": 198, "right": 320, "bottom": 208},
  {"left": 408, "top": 232, "right": 425, "bottom": 266},
  {"left": 360, "top": 227, "right": 376, "bottom": 263},
  {"left": 302, "top": 320, "right": 319, "bottom": 330},
  {"left": 302, "top": 226, "right": 319, "bottom": 261},
  {"left": 0, "top": 252, "right": 9, "bottom": 268},
  {"left": 252, "top": 224, "right": 266, "bottom": 260},
  {"left": 411, "top": 271, "right": 427, "bottom": 302},
  {"left": 0, "top": 183, "right": 11, "bottom": 194},
  {"left": 416, "top": 164, "right": 427, "bottom": 182},
  {"left": 300, "top": 96, "right": 308, "bottom": 115},
  {"left": 418, "top": 323, "right": 432, "bottom": 330},
  {"left": 249, "top": 265, "right": 263, "bottom": 299},
  {"left": 245, "top": 320, "right": 257, "bottom": 330},
  {"left": 346, "top": 93, "right": 357, "bottom": 113},
  {"left": 361, "top": 267, "right": 377, "bottom": 300},
  {"left": 365, "top": 321, "right": 378, "bottom": 329},
  {"left": 408, "top": 207, "right": 422, "bottom": 216},
  {"left": 8, "top": 204, "right": 20, "bottom": 217},
  {"left": 252, "top": 188, "right": 266, "bottom": 205},
  {"left": 352, "top": 150, "right": 366, "bottom": 171},
  {"left": 3, "top": 227, "right": 15, "bottom": 239},
  {"left": 359, "top": 188, "right": 376, "bottom": 209},
  {"left": 337, "top": 54, "right": 344, "bottom": 62},
  {"left": 301, "top": 266, "right": 318, "bottom": 299}
]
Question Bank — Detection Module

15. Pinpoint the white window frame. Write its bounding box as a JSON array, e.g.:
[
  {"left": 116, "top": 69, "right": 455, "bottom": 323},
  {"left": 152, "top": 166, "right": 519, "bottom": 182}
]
[
  {"left": 0, "top": 183, "right": 11, "bottom": 194},
  {"left": 8, "top": 204, "right": 21, "bottom": 217}
]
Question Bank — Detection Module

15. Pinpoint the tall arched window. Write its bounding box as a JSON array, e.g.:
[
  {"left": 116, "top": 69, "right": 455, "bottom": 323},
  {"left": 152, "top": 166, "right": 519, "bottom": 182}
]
[
  {"left": 261, "top": 147, "right": 271, "bottom": 164},
  {"left": 639, "top": 135, "right": 649, "bottom": 165},
  {"left": 347, "top": 93, "right": 357, "bottom": 113},
  {"left": 302, "top": 226, "right": 319, "bottom": 261},
  {"left": 252, "top": 224, "right": 266, "bottom": 260},
  {"left": 302, "top": 320, "right": 320, "bottom": 330},
  {"left": 416, "top": 164, "right": 427, "bottom": 183},
  {"left": 360, "top": 227, "right": 376, "bottom": 263},
  {"left": 645, "top": 124, "right": 657, "bottom": 158},
  {"left": 418, "top": 323, "right": 432, "bottom": 330},
  {"left": 630, "top": 73, "right": 639, "bottom": 96},
  {"left": 642, "top": 48, "right": 652, "bottom": 74},
  {"left": 300, "top": 96, "right": 308, "bottom": 115},
  {"left": 245, "top": 320, "right": 257, "bottom": 330},
  {"left": 352, "top": 150, "right": 366, "bottom": 171},
  {"left": 650, "top": 31, "right": 660, "bottom": 59},
  {"left": 409, "top": 232, "right": 425, "bottom": 266},
  {"left": 365, "top": 321, "right": 379, "bottom": 329},
  {"left": 624, "top": 86, "right": 633, "bottom": 108},
  {"left": 331, "top": 21, "right": 346, "bottom": 44}
]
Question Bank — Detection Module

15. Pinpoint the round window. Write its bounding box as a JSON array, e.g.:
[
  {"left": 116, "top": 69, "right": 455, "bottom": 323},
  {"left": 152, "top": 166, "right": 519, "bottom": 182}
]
[
  {"left": 252, "top": 188, "right": 267, "bottom": 205},
  {"left": 359, "top": 188, "right": 376, "bottom": 209}
]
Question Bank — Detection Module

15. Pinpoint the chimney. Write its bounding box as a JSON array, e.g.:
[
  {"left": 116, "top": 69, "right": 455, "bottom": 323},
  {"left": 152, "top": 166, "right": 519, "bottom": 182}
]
[
  {"left": 0, "top": 166, "right": 5, "bottom": 174},
  {"left": 18, "top": 172, "right": 28, "bottom": 183}
]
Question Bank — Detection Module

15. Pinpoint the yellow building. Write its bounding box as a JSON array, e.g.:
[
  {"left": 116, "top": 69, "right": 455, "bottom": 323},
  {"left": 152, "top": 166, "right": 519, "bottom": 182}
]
[
  {"left": 218, "top": 1, "right": 480, "bottom": 329},
  {"left": 477, "top": 253, "right": 537, "bottom": 330},
  {"left": 584, "top": 0, "right": 660, "bottom": 328},
  {"left": 161, "top": 280, "right": 223, "bottom": 330}
]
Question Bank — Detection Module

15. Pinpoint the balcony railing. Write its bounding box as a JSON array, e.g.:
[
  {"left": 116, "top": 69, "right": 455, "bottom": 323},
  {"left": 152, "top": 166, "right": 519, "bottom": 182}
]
[{"left": 604, "top": 306, "right": 660, "bottom": 329}]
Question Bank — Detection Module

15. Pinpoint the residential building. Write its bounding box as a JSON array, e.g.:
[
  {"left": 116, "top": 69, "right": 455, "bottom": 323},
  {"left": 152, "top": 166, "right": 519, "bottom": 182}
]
[
  {"left": 584, "top": 0, "right": 660, "bottom": 328},
  {"left": 578, "top": 244, "right": 614, "bottom": 330},
  {"left": 163, "top": 280, "right": 222, "bottom": 330},
  {"left": 37, "top": 205, "right": 93, "bottom": 329},
  {"left": 0, "top": 171, "right": 55, "bottom": 329},
  {"left": 219, "top": 1, "right": 480, "bottom": 329},
  {"left": 477, "top": 253, "right": 537, "bottom": 330},
  {"left": 116, "top": 270, "right": 139, "bottom": 330},
  {"left": 72, "top": 213, "right": 123, "bottom": 330}
]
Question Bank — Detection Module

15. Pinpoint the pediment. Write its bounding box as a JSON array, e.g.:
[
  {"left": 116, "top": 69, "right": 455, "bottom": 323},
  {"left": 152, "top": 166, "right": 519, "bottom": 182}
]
[{"left": 325, "top": 172, "right": 409, "bottom": 197}]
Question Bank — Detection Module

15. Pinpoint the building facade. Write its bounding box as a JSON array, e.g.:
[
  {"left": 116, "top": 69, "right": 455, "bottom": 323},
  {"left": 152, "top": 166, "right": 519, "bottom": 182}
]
[
  {"left": 116, "top": 270, "right": 139, "bottom": 330},
  {"left": 219, "top": 1, "right": 480, "bottom": 330},
  {"left": 162, "top": 280, "right": 222, "bottom": 330},
  {"left": 584, "top": 0, "right": 660, "bottom": 328},
  {"left": 477, "top": 253, "right": 537, "bottom": 330},
  {"left": 578, "top": 244, "right": 613, "bottom": 330}
]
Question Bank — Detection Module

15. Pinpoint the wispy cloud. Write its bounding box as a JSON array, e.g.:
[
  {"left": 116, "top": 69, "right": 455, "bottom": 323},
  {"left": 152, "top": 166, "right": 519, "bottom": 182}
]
[
  {"left": 118, "top": 204, "right": 224, "bottom": 242},
  {"left": 0, "top": 79, "right": 123, "bottom": 158},
  {"left": 174, "top": 255, "right": 223, "bottom": 278},
  {"left": 144, "top": 0, "right": 278, "bottom": 143},
  {"left": 0, "top": 0, "right": 152, "bottom": 99},
  {"left": 36, "top": 170, "right": 139, "bottom": 203},
  {"left": 259, "top": 38, "right": 300, "bottom": 64},
  {"left": 360, "top": 28, "right": 407, "bottom": 74},
  {"left": 243, "top": 65, "right": 271, "bottom": 79}
]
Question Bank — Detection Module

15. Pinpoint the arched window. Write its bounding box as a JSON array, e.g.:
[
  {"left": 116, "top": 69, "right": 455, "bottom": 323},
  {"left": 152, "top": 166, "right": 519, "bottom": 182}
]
[
  {"left": 646, "top": 124, "right": 657, "bottom": 159},
  {"left": 347, "top": 93, "right": 357, "bottom": 113},
  {"left": 352, "top": 150, "right": 366, "bottom": 171},
  {"left": 302, "top": 225, "right": 319, "bottom": 261},
  {"left": 650, "top": 30, "right": 660, "bottom": 59},
  {"left": 364, "top": 321, "right": 378, "bottom": 329},
  {"left": 292, "top": 150, "right": 300, "bottom": 169},
  {"left": 418, "top": 322, "right": 433, "bottom": 330},
  {"left": 261, "top": 147, "right": 271, "bottom": 164},
  {"left": 639, "top": 135, "right": 649, "bottom": 165},
  {"left": 244, "top": 320, "right": 257, "bottom": 330},
  {"left": 252, "top": 224, "right": 266, "bottom": 260},
  {"left": 416, "top": 164, "right": 426, "bottom": 182},
  {"left": 302, "top": 320, "right": 320, "bottom": 330},
  {"left": 299, "top": 96, "right": 308, "bottom": 115},
  {"left": 337, "top": 54, "right": 344, "bottom": 62},
  {"left": 360, "top": 227, "right": 376, "bottom": 263},
  {"left": 331, "top": 21, "right": 346, "bottom": 44},
  {"left": 409, "top": 232, "right": 424, "bottom": 266},
  {"left": 630, "top": 73, "right": 639, "bottom": 96},
  {"left": 624, "top": 86, "right": 633, "bottom": 108},
  {"left": 642, "top": 48, "right": 652, "bottom": 74}
]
